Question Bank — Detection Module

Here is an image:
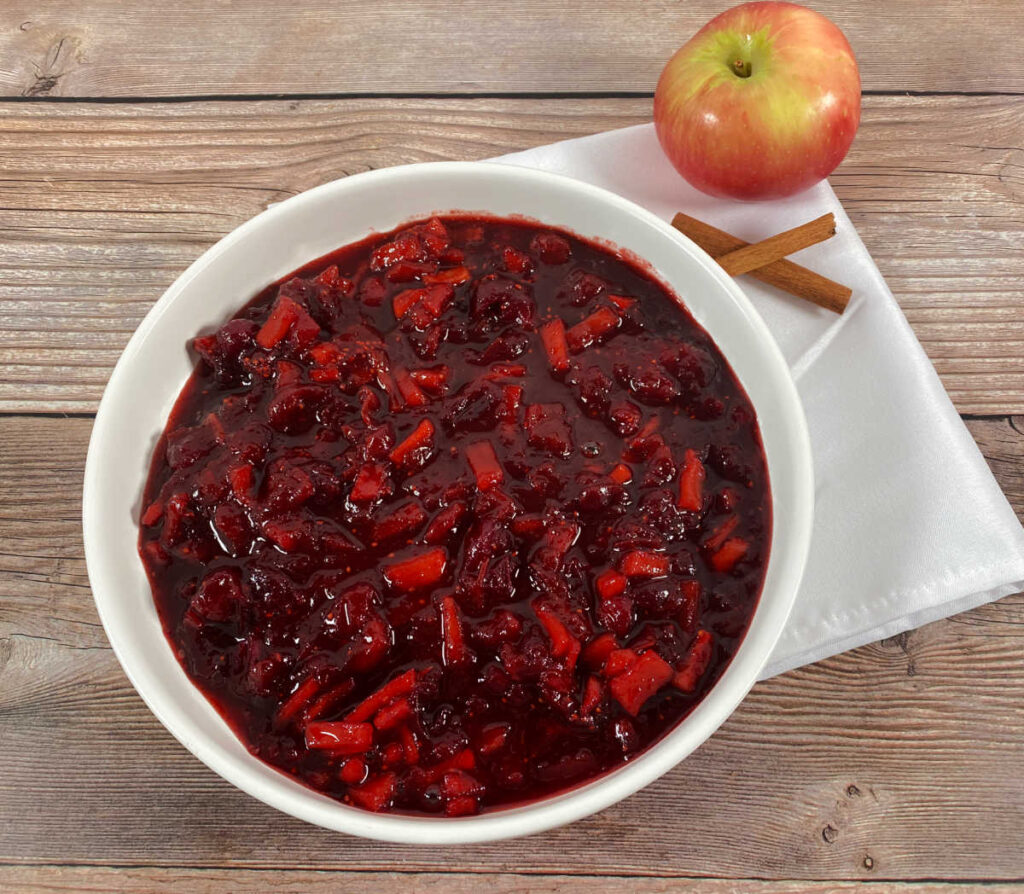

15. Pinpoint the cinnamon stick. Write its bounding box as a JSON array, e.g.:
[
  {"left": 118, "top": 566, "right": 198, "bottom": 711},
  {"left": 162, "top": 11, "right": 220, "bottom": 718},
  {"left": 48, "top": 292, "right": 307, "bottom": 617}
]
[
  {"left": 671, "top": 212, "right": 852, "bottom": 314},
  {"left": 715, "top": 213, "right": 836, "bottom": 276}
]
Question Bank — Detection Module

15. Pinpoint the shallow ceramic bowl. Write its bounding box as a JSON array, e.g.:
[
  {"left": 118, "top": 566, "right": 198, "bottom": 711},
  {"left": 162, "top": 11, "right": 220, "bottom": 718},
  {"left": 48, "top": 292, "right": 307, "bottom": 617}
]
[{"left": 83, "top": 161, "right": 813, "bottom": 844}]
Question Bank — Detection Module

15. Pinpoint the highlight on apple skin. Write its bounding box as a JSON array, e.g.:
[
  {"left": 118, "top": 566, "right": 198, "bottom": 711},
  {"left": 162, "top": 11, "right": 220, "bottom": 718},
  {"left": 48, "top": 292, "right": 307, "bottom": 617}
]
[{"left": 654, "top": 1, "right": 861, "bottom": 201}]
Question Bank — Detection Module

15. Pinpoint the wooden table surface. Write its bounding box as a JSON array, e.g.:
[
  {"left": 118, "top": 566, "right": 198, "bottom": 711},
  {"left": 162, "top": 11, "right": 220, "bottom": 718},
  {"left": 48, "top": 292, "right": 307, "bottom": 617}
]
[{"left": 1, "top": 2, "right": 1023, "bottom": 891}]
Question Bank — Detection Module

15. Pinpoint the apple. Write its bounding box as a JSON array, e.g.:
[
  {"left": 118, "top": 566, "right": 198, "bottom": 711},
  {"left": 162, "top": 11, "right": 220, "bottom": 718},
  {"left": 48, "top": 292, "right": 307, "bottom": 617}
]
[{"left": 654, "top": 1, "right": 860, "bottom": 200}]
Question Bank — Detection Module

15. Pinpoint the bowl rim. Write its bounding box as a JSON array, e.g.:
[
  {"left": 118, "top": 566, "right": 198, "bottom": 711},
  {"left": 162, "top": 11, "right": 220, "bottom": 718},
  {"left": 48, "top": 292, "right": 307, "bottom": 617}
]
[{"left": 83, "top": 160, "right": 813, "bottom": 844}]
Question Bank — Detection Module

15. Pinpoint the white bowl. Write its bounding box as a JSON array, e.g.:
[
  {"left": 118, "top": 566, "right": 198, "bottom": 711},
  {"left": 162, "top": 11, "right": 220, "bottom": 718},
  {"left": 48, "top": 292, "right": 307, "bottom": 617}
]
[{"left": 83, "top": 161, "right": 813, "bottom": 844}]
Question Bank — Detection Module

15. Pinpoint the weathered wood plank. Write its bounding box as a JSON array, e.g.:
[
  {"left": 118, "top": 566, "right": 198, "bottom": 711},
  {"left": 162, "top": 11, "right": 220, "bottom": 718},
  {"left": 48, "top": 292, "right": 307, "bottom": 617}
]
[
  {"left": 0, "top": 94, "right": 1022, "bottom": 414},
  {"left": 1, "top": 415, "right": 1023, "bottom": 877},
  {"left": 0, "top": 866, "right": 1017, "bottom": 893},
  {"left": 0, "top": 0, "right": 1020, "bottom": 97}
]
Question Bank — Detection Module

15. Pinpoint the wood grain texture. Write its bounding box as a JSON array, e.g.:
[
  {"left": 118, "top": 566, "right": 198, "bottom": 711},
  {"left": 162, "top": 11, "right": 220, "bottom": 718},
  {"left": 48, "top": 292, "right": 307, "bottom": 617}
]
[
  {"left": 2, "top": 867, "right": 1021, "bottom": 894},
  {"left": 2, "top": 414, "right": 1022, "bottom": 878},
  {"left": 0, "top": 0, "right": 1022, "bottom": 97},
  {"left": 1, "top": 94, "right": 1022, "bottom": 413},
  {"left": 2, "top": 4, "right": 1021, "bottom": 889}
]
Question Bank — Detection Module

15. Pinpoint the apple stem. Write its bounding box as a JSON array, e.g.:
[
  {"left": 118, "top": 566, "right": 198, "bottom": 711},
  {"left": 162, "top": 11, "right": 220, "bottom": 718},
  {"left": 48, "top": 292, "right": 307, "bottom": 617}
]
[{"left": 731, "top": 58, "right": 752, "bottom": 78}]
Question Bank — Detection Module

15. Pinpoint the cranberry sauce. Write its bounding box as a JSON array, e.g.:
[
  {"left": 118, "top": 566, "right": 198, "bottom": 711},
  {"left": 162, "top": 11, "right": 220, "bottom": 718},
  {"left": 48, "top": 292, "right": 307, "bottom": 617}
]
[{"left": 139, "top": 215, "right": 770, "bottom": 816}]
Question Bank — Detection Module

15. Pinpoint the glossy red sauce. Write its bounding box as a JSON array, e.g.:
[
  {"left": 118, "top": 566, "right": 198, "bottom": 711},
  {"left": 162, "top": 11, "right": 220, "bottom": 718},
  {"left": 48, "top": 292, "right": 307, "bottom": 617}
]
[{"left": 139, "top": 215, "right": 770, "bottom": 816}]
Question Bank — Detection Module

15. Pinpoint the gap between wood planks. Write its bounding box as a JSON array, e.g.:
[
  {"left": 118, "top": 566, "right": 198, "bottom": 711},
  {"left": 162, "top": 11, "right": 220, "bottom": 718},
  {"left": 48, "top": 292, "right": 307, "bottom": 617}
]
[
  {"left": 0, "top": 89, "right": 1021, "bottom": 104},
  {"left": 1, "top": 864, "right": 1023, "bottom": 890}
]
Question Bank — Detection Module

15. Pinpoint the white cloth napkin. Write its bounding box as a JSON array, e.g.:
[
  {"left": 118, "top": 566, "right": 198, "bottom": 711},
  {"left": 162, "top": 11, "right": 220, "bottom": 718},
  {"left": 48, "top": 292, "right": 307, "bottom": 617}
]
[{"left": 492, "top": 124, "right": 1024, "bottom": 678}]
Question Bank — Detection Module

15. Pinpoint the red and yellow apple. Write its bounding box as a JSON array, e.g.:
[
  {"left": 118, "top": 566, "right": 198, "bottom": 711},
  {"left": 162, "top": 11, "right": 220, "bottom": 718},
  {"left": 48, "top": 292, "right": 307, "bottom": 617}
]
[{"left": 654, "top": 2, "right": 861, "bottom": 200}]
